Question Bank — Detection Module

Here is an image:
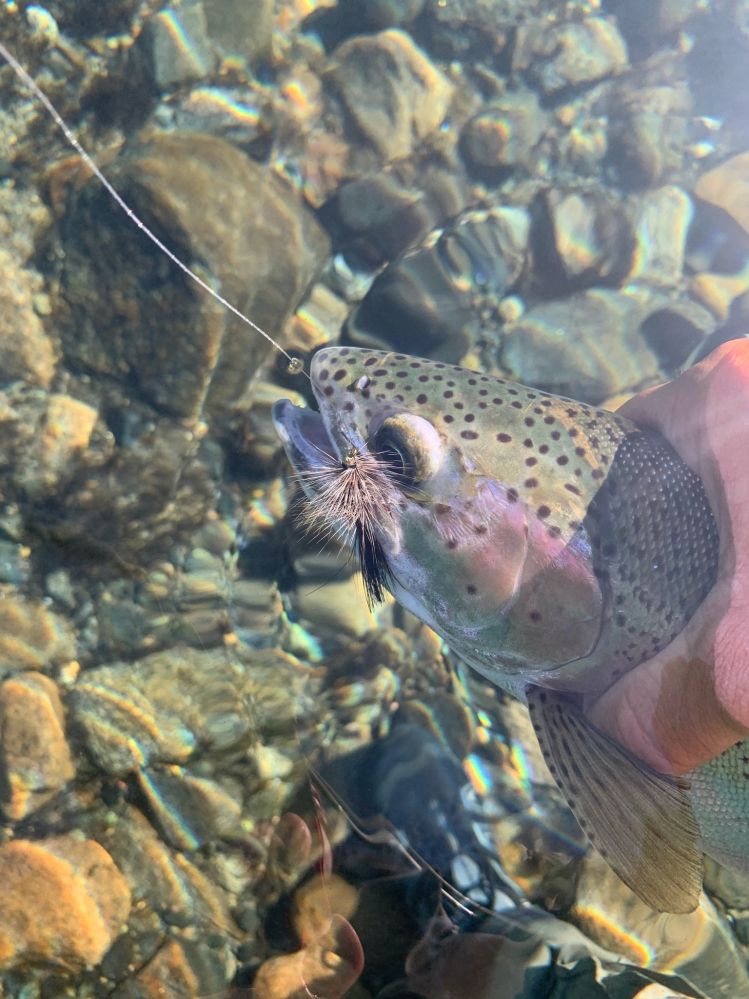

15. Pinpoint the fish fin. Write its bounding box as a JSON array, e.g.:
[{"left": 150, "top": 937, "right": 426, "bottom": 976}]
[{"left": 526, "top": 685, "right": 702, "bottom": 914}]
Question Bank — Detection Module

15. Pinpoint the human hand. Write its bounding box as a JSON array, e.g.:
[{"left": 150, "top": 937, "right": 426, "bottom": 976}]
[{"left": 588, "top": 340, "right": 749, "bottom": 775}]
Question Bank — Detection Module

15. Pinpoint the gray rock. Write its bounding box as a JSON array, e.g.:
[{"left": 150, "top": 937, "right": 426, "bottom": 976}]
[
  {"left": 138, "top": 2, "right": 216, "bottom": 89},
  {"left": 203, "top": 0, "right": 273, "bottom": 64},
  {"left": 500, "top": 288, "right": 662, "bottom": 402},
  {"left": 54, "top": 132, "right": 330, "bottom": 422},
  {"left": 539, "top": 186, "right": 635, "bottom": 287},
  {"left": 327, "top": 29, "right": 454, "bottom": 161},
  {"left": 347, "top": 204, "right": 530, "bottom": 360},
  {"left": 607, "top": 55, "right": 692, "bottom": 188},
  {"left": 461, "top": 90, "right": 545, "bottom": 172},
  {"left": 628, "top": 186, "right": 694, "bottom": 288},
  {"left": 514, "top": 16, "right": 628, "bottom": 95},
  {"left": 356, "top": 0, "right": 426, "bottom": 28}
]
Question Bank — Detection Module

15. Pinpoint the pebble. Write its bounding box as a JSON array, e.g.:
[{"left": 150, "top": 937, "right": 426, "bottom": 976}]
[
  {"left": 514, "top": 16, "right": 628, "bottom": 95},
  {"left": 540, "top": 186, "right": 634, "bottom": 286},
  {"left": 327, "top": 29, "right": 454, "bottom": 161},
  {"left": 136, "top": 766, "right": 243, "bottom": 851},
  {"left": 253, "top": 913, "right": 363, "bottom": 999},
  {"left": 695, "top": 151, "right": 749, "bottom": 237},
  {"left": 347, "top": 204, "right": 529, "bottom": 361},
  {"left": 0, "top": 835, "right": 131, "bottom": 972},
  {"left": 203, "top": 0, "right": 273, "bottom": 63},
  {"left": 500, "top": 288, "right": 661, "bottom": 402},
  {"left": 627, "top": 185, "right": 694, "bottom": 288},
  {"left": 406, "top": 909, "right": 551, "bottom": 999},
  {"left": 0, "top": 596, "right": 75, "bottom": 675},
  {"left": 137, "top": 2, "right": 216, "bottom": 89},
  {"left": 0, "top": 671, "right": 75, "bottom": 821},
  {"left": 461, "top": 90, "right": 544, "bottom": 172},
  {"left": 0, "top": 247, "right": 56, "bottom": 388}
]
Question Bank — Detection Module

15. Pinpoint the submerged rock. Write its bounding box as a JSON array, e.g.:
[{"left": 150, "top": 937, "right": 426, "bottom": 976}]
[
  {"left": 0, "top": 835, "right": 131, "bottom": 973},
  {"left": 347, "top": 204, "right": 530, "bottom": 360},
  {"left": 0, "top": 247, "right": 56, "bottom": 389},
  {"left": 327, "top": 29, "right": 454, "bottom": 161},
  {"left": 695, "top": 151, "right": 749, "bottom": 237},
  {"left": 0, "top": 596, "right": 75, "bottom": 676},
  {"left": 136, "top": 2, "right": 216, "bottom": 89},
  {"left": 500, "top": 288, "right": 662, "bottom": 402},
  {"left": 514, "top": 16, "right": 628, "bottom": 95},
  {"left": 461, "top": 90, "right": 545, "bottom": 173},
  {"left": 537, "top": 185, "right": 635, "bottom": 289},
  {"left": 54, "top": 132, "right": 329, "bottom": 422},
  {"left": 0, "top": 672, "right": 75, "bottom": 821}
]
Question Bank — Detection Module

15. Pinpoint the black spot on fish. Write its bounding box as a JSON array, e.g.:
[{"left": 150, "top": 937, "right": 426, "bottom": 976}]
[
  {"left": 416, "top": 394, "right": 427, "bottom": 404},
  {"left": 537, "top": 505, "right": 551, "bottom": 519},
  {"left": 525, "top": 478, "right": 539, "bottom": 488},
  {"left": 497, "top": 433, "right": 512, "bottom": 443},
  {"left": 461, "top": 430, "right": 478, "bottom": 440},
  {"left": 556, "top": 455, "right": 569, "bottom": 466},
  {"left": 333, "top": 369, "right": 346, "bottom": 381},
  {"left": 507, "top": 488, "right": 519, "bottom": 502}
]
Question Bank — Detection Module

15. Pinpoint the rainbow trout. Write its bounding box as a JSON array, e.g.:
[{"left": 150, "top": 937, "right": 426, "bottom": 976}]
[{"left": 273, "top": 346, "right": 737, "bottom": 914}]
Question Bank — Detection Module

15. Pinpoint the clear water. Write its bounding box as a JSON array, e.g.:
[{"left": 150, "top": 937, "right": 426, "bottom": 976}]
[{"left": 0, "top": 1, "right": 747, "bottom": 996}]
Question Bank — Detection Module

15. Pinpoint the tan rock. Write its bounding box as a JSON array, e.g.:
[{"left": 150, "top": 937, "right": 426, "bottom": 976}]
[
  {"left": 0, "top": 672, "right": 75, "bottom": 820},
  {"left": 38, "top": 393, "right": 98, "bottom": 488},
  {"left": 0, "top": 596, "right": 76, "bottom": 672},
  {"left": 129, "top": 938, "right": 199, "bottom": 998},
  {"left": 695, "top": 151, "right": 749, "bottom": 235},
  {"left": 253, "top": 914, "right": 363, "bottom": 999},
  {"left": 328, "top": 30, "right": 454, "bottom": 161},
  {"left": 0, "top": 835, "right": 131, "bottom": 971},
  {"left": 0, "top": 247, "right": 57, "bottom": 388}
]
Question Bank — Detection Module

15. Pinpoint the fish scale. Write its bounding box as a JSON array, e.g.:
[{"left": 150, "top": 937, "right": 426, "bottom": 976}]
[{"left": 274, "top": 345, "right": 725, "bottom": 913}]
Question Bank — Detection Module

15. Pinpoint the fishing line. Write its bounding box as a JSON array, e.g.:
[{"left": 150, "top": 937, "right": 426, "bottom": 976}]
[{"left": 0, "top": 38, "right": 308, "bottom": 381}]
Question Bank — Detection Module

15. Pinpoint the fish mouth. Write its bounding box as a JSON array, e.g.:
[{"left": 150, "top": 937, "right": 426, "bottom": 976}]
[{"left": 271, "top": 398, "right": 338, "bottom": 476}]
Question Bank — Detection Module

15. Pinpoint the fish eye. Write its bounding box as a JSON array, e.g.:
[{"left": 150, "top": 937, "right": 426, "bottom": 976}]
[{"left": 372, "top": 414, "right": 443, "bottom": 485}]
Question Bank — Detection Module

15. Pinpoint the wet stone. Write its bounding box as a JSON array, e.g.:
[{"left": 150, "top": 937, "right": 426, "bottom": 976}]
[
  {"left": 570, "top": 857, "right": 749, "bottom": 999},
  {"left": 0, "top": 385, "right": 100, "bottom": 503},
  {"left": 500, "top": 288, "right": 662, "bottom": 403},
  {"left": 0, "top": 596, "right": 75, "bottom": 676},
  {"left": 69, "top": 645, "right": 253, "bottom": 775},
  {"left": 47, "top": 416, "right": 218, "bottom": 564},
  {"left": 0, "top": 672, "right": 75, "bottom": 821},
  {"left": 538, "top": 186, "right": 635, "bottom": 289},
  {"left": 347, "top": 205, "right": 529, "bottom": 361},
  {"left": 137, "top": 2, "right": 216, "bottom": 89},
  {"left": 54, "top": 132, "right": 330, "bottom": 422},
  {"left": 203, "top": 0, "right": 273, "bottom": 64},
  {"left": 0, "top": 247, "right": 56, "bottom": 389},
  {"left": 461, "top": 90, "right": 545, "bottom": 173},
  {"left": 85, "top": 805, "right": 235, "bottom": 937},
  {"left": 627, "top": 185, "right": 694, "bottom": 288},
  {"left": 136, "top": 766, "right": 243, "bottom": 851},
  {"left": 695, "top": 151, "right": 749, "bottom": 238},
  {"left": 0, "top": 835, "right": 131, "bottom": 973},
  {"left": 513, "top": 16, "right": 628, "bottom": 96},
  {"left": 607, "top": 56, "right": 692, "bottom": 188},
  {"left": 327, "top": 29, "right": 454, "bottom": 161}
]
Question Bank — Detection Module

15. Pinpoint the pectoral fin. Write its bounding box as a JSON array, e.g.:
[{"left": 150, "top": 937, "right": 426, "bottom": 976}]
[{"left": 526, "top": 685, "right": 702, "bottom": 914}]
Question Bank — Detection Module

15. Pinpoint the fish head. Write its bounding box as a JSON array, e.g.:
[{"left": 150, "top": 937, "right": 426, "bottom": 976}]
[{"left": 273, "top": 347, "right": 606, "bottom": 692}]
